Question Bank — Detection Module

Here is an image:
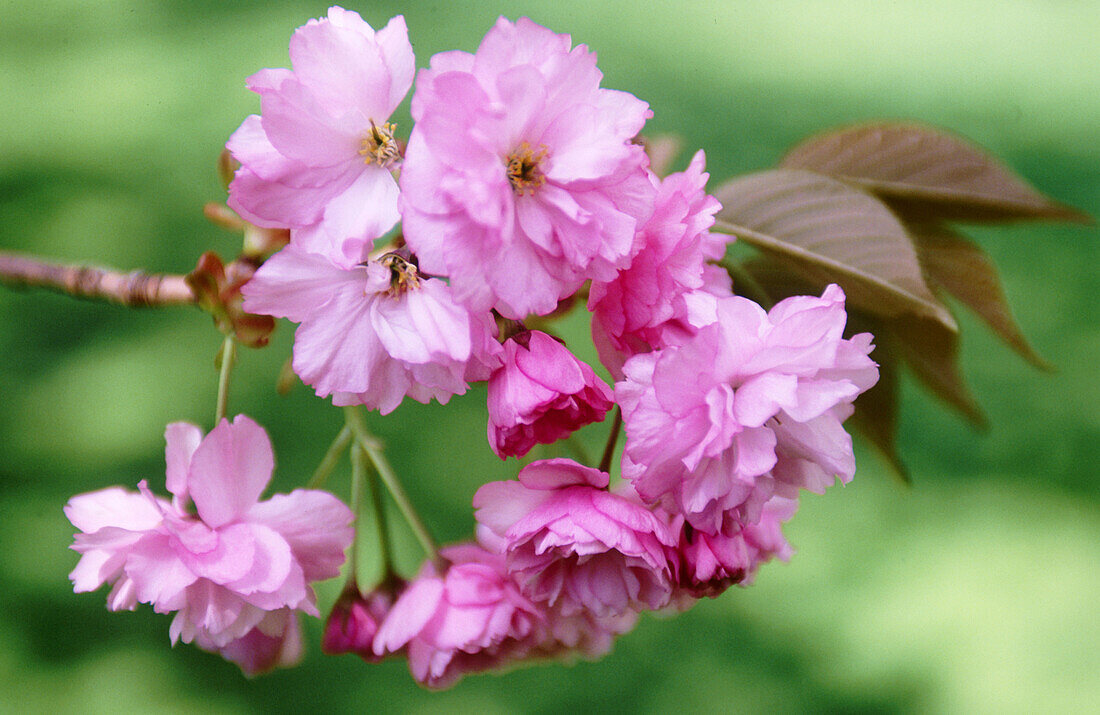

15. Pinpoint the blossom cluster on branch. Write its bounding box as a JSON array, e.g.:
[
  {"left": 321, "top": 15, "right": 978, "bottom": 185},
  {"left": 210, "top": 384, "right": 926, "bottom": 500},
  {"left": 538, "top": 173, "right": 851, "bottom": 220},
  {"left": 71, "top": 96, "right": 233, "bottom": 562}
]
[{"left": 66, "top": 8, "right": 880, "bottom": 686}]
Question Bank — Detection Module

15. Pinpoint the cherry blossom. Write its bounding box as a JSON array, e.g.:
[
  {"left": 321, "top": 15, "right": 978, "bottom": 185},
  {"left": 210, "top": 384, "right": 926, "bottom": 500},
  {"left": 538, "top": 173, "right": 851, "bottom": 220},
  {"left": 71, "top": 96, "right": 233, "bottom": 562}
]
[
  {"left": 227, "top": 8, "right": 414, "bottom": 264},
  {"left": 486, "top": 330, "right": 614, "bottom": 459},
  {"left": 617, "top": 285, "right": 878, "bottom": 532},
  {"left": 65, "top": 416, "right": 353, "bottom": 672},
  {"left": 400, "top": 17, "right": 656, "bottom": 318}
]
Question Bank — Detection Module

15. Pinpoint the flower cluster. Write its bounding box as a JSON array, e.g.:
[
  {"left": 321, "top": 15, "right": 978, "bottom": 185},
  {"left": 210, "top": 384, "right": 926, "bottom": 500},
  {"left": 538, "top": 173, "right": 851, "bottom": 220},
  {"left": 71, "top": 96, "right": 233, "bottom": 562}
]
[{"left": 67, "top": 7, "right": 878, "bottom": 686}]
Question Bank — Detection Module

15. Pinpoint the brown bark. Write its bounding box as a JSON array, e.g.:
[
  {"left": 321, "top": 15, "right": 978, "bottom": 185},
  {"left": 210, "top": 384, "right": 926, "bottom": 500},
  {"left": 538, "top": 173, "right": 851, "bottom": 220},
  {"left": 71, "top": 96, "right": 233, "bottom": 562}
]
[{"left": 0, "top": 250, "right": 195, "bottom": 307}]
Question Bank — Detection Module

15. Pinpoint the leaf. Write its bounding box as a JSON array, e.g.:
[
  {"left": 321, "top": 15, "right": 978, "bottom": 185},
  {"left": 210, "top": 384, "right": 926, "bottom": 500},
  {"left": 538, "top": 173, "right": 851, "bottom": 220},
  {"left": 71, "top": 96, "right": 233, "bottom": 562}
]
[
  {"left": 779, "top": 122, "right": 1090, "bottom": 223},
  {"left": 714, "top": 169, "right": 956, "bottom": 330},
  {"left": 889, "top": 313, "right": 987, "bottom": 428},
  {"left": 910, "top": 222, "right": 1053, "bottom": 370}
]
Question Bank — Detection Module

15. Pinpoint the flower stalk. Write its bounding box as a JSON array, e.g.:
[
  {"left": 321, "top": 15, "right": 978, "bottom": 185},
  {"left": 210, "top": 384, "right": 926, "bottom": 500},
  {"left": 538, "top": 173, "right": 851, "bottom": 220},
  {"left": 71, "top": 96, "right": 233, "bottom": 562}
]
[
  {"left": 343, "top": 406, "right": 443, "bottom": 571},
  {"left": 214, "top": 335, "right": 237, "bottom": 425},
  {"left": 307, "top": 425, "right": 353, "bottom": 489}
]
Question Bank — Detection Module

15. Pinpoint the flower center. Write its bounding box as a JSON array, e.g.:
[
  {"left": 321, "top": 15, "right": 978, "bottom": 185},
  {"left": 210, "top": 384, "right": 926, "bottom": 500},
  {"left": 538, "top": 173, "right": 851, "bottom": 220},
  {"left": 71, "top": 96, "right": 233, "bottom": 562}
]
[
  {"left": 379, "top": 252, "right": 420, "bottom": 295},
  {"left": 359, "top": 120, "right": 401, "bottom": 169},
  {"left": 506, "top": 142, "right": 549, "bottom": 196}
]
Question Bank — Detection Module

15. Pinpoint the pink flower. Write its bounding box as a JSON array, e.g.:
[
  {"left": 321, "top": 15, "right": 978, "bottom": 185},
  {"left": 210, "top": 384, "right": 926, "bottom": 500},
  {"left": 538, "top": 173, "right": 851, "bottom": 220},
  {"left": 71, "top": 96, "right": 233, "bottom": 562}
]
[
  {"left": 226, "top": 9, "right": 414, "bottom": 263},
  {"left": 474, "top": 459, "right": 676, "bottom": 618},
  {"left": 373, "top": 544, "right": 542, "bottom": 689},
  {"left": 617, "top": 285, "right": 878, "bottom": 532},
  {"left": 486, "top": 330, "right": 614, "bottom": 459},
  {"left": 65, "top": 416, "right": 354, "bottom": 665},
  {"left": 193, "top": 608, "right": 303, "bottom": 677},
  {"left": 589, "top": 151, "right": 722, "bottom": 376},
  {"left": 241, "top": 243, "right": 501, "bottom": 414},
  {"left": 400, "top": 17, "right": 656, "bottom": 318},
  {"left": 322, "top": 585, "right": 397, "bottom": 662},
  {"left": 528, "top": 606, "right": 637, "bottom": 662},
  {"left": 672, "top": 496, "right": 797, "bottom": 599}
]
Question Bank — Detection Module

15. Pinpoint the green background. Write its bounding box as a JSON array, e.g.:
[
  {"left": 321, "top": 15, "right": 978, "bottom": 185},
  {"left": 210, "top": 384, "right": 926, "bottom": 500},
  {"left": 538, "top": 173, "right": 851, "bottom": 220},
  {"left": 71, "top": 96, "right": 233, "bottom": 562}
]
[{"left": 1, "top": 1, "right": 1097, "bottom": 712}]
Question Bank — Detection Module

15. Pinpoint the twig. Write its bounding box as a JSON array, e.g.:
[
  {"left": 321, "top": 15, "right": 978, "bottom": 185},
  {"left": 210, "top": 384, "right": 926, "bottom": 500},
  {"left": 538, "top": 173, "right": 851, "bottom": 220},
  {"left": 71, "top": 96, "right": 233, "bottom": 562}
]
[
  {"left": 0, "top": 250, "right": 195, "bottom": 307},
  {"left": 598, "top": 407, "right": 623, "bottom": 474}
]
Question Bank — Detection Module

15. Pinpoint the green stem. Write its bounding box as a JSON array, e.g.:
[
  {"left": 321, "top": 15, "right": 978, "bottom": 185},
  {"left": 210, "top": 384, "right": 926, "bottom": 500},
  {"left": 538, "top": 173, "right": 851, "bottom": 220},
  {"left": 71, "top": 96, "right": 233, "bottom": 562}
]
[
  {"left": 367, "top": 462, "right": 395, "bottom": 581},
  {"left": 214, "top": 334, "right": 237, "bottom": 424},
  {"left": 343, "top": 406, "right": 443, "bottom": 571},
  {"left": 598, "top": 407, "right": 623, "bottom": 474},
  {"left": 307, "top": 424, "right": 352, "bottom": 489},
  {"left": 347, "top": 438, "right": 366, "bottom": 584}
]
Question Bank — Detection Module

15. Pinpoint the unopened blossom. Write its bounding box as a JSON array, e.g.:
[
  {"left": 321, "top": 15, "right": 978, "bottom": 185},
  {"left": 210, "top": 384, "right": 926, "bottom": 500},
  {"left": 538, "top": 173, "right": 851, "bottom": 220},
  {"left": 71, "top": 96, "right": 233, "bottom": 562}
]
[
  {"left": 241, "top": 243, "right": 501, "bottom": 414},
  {"left": 65, "top": 416, "right": 354, "bottom": 662},
  {"left": 589, "top": 151, "right": 721, "bottom": 376},
  {"left": 401, "top": 16, "right": 656, "bottom": 318},
  {"left": 672, "top": 495, "right": 797, "bottom": 599},
  {"left": 373, "top": 544, "right": 542, "bottom": 689},
  {"left": 474, "top": 459, "right": 676, "bottom": 618},
  {"left": 486, "top": 330, "right": 614, "bottom": 459},
  {"left": 227, "top": 9, "right": 414, "bottom": 263},
  {"left": 617, "top": 285, "right": 878, "bottom": 532},
  {"left": 322, "top": 585, "right": 397, "bottom": 662}
]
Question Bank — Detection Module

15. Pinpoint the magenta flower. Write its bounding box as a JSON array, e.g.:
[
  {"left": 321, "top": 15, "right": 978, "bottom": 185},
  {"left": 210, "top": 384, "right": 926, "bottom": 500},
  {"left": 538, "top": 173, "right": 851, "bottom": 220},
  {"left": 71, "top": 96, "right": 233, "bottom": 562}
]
[
  {"left": 400, "top": 17, "right": 656, "bottom": 318},
  {"left": 65, "top": 416, "right": 354, "bottom": 667},
  {"left": 672, "top": 496, "right": 797, "bottom": 599},
  {"left": 486, "top": 330, "right": 614, "bottom": 459},
  {"left": 617, "top": 285, "right": 879, "bottom": 532},
  {"left": 474, "top": 459, "right": 676, "bottom": 618},
  {"left": 242, "top": 243, "right": 501, "bottom": 414},
  {"left": 226, "top": 9, "right": 414, "bottom": 263},
  {"left": 322, "top": 586, "right": 396, "bottom": 662},
  {"left": 373, "top": 544, "right": 542, "bottom": 689},
  {"left": 589, "top": 151, "right": 722, "bottom": 377}
]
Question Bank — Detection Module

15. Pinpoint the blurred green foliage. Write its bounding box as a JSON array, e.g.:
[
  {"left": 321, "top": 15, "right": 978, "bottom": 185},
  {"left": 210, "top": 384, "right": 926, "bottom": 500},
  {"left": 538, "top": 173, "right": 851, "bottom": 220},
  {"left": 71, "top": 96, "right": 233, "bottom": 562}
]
[{"left": 1, "top": 1, "right": 1096, "bottom": 712}]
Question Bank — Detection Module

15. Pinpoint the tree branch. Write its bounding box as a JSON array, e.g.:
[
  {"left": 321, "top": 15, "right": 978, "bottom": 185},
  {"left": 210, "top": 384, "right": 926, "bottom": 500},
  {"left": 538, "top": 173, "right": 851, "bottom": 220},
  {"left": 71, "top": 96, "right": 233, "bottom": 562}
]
[{"left": 0, "top": 250, "right": 195, "bottom": 307}]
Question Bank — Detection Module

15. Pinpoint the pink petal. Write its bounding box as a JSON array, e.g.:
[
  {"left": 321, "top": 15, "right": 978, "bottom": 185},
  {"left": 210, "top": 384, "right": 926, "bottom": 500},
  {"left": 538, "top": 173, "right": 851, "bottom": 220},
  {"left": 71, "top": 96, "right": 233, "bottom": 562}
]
[
  {"left": 373, "top": 577, "right": 444, "bottom": 655},
  {"left": 164, "top": 422, "right": 203, "bottom": 503},
  {"left": 187, "top": 416, "right": 274, "bottom": 529},
  {"left": 247, "top": 489, "right": 354, "bottom": 582},
  {"left": 241, "top": 243, "right": 366, "bottom": 322},
  {"left": 64, "top": 486, "right": 163, "bottom": 533},
  {"left": 288, "top": 11, "right": 393, "bottom": 121}
]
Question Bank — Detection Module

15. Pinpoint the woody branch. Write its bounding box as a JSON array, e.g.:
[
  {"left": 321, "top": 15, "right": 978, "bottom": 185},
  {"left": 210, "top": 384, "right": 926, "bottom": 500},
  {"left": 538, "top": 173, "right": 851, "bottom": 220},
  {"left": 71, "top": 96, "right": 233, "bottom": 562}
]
[{"left": 0, "top": 249, "right": 195, "bottom": 307}]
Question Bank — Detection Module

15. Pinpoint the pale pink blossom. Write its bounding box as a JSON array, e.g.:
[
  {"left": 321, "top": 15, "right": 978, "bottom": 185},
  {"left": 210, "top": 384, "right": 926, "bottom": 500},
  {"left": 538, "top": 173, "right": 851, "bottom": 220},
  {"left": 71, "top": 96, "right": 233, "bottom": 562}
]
[
  {"left": 474, "top": 459, "right": 676, "bottom": 618},
  {"left": 486, "top": 330, "right": 614, "bottom": 459},
  {"left": 617, "top": 285, "right": 878, "bottom": 532},
  {"left": 227, "top": 9, "right": 414, "bottom": 263},
  {"left": 373, "top": 544, "right": 542, "bottom": 689},
  {"left": 193, "top": 608, "right": 303, "bottom": 677},
  {"left": 241, "top": 244, "right": 501, "bottom": 414},
  {"left": 400, "top": 17, "right": 656, "bottom": 318},
  {"left": 65, "top": 416, "right": 354, "bottom": 664},
  {"left": 589, "top": 151, "right": 721, "bottom": 376}
]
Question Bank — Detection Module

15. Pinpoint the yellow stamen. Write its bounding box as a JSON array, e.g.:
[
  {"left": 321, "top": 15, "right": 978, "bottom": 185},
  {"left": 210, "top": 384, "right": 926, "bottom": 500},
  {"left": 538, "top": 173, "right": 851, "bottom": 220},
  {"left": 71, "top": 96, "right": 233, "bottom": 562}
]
[
  {"left": 359, "top": 120, "right": 401, "bottom": 169},
  {"left": 506, "top": 141, "right": 549, "bottom": 196},
  {"left": 379, "top": 253, "right": 420, "bottom": 296}
]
